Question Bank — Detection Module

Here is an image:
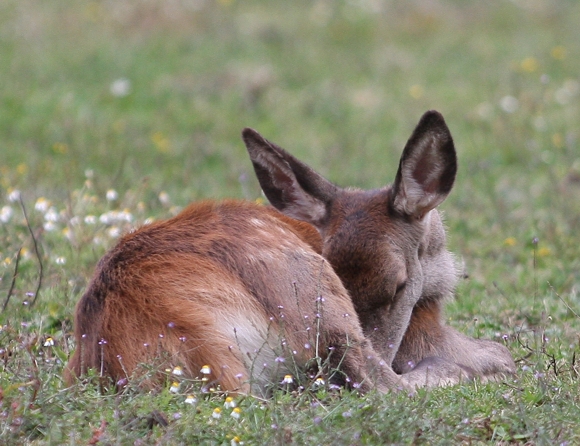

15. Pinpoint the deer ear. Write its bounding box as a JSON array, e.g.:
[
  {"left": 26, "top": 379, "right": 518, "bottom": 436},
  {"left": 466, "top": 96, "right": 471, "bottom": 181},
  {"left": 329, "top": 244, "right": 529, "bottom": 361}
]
[
  {"left": 391, "top": 110, "right": 457, "bottom": 218},
  {"left": 242, "top": 128, "right": 337, "bottom": 225}
]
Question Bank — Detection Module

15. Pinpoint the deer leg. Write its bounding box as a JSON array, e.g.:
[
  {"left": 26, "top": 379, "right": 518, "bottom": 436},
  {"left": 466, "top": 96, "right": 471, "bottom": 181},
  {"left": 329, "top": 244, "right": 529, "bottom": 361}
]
[
  {"left": 323, "top": 331, "right": 410, "bottom": 393},
  {"left": 393, "top": 300, "right": 515, "bottom": 380}
]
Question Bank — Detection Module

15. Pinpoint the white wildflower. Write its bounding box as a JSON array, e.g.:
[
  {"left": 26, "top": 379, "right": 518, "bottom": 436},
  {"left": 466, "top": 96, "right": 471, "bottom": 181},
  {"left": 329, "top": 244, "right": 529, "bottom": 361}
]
[
  {"left": 313, "top": 377, "right": 325, "bottom": 388},
  {"left": 99, "top": 212, "right": 112, "bottom": 224},
  {"left": 44, "top": 207, "right": 59, "bottom": 223},
  {"left": 118, "top": 209, "right": 133, "bottom": 222},
  {"left": 158, "top": 191, "right": 170, "bottom": 205},
  {"left": 281, "top": 374, "right": 294, "bottom": 384},
  {"left": 106, "top": 189, "right": 118, "bottom": 202},
  {"left": 7, "top": 189, "right": 21, "bottom": 202},
  {"left": 499, "top": 95, "right": 519, "bottom": 113},
  {"left": 110, "top": 78, "right": 131, "bottom": 98},
  {"left": 34, "top": 197, "right": 50, "bottom": 213},
  {"left": 107, "top": 227, "right": 121, "bottom": 238},
  {"left": 0, "top": 206, "right": 13, "bottom": 223},
  {"left": 43, "top": 222, "right": 57, "bottom": 232}
]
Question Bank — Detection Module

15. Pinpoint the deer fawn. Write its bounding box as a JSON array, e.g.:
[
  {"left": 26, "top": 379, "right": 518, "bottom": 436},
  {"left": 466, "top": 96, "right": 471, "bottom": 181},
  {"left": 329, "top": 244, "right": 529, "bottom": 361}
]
[{"left": 65, "top": 110, "right": 515, "bottom": 395}]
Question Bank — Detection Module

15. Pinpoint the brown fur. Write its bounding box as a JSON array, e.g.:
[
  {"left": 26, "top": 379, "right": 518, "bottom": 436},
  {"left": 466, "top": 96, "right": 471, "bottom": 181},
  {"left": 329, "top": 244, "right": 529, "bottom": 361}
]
[
  {"left": 66, "top": 110, "right": 515, "bottom": 394},
  {"left": 66, "top": 201, "right": 404, "bottom": 395}
]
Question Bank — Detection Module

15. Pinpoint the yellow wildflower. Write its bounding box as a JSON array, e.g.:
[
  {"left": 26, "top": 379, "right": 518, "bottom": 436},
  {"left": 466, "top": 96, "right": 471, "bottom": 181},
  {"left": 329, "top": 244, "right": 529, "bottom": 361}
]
[
  {"left": 537, "top": 247, "right": 551, "bottom": 258},
  {"left": 520, "top": 57, "right": 539, "bottom": 73},
  {"left": 552, "top": 133, "right": 564, "bottom": 149},
  {"left": 409, "top": 84, "right": 424, "bottom": 100},
  {"left": 503, "top": 237, "right": 517, "bottom": 247},
  {"left": 151, "top": 132, "right": 171, "bottom": 154},
  {"left": 52, "top": 143, "right": 68, "bottom": 154},
  {"left": 551, "top": 46, "right": 566, "bottom": 60}
]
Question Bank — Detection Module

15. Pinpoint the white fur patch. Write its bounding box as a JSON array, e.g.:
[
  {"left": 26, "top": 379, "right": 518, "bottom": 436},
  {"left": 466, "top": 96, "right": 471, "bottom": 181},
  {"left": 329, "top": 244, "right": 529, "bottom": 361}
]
[{"left": 220, "top": 310, "right": 289, "bottom": 393}]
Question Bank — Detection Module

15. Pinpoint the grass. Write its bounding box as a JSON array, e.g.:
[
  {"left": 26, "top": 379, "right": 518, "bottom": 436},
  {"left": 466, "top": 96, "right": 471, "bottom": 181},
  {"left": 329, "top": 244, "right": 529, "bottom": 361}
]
[{"left": 1, "top": 0, "right": 580, "bottom": 444}]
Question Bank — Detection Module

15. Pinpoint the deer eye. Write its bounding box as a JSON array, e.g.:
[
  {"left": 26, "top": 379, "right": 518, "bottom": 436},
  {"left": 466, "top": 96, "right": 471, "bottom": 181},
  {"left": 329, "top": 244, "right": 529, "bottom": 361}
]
[
  {"left": 418, "top": 242, "right": 426, "bottom": 257},
  {"left": 395, "top": 281, "right": 407, "bottom": 295}
]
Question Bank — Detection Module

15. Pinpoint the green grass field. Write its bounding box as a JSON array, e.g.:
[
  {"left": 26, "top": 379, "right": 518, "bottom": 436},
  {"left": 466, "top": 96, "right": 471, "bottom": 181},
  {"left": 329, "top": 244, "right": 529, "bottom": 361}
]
[{"left": 1, "top": 0, "right": 580, "bottom": 444}]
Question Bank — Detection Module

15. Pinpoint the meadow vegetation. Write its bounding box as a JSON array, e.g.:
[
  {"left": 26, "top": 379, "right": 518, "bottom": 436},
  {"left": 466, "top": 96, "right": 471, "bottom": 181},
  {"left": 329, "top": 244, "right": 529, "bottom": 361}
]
[{"left": 1, "top": 0, "right": 579, "bottom": 444}]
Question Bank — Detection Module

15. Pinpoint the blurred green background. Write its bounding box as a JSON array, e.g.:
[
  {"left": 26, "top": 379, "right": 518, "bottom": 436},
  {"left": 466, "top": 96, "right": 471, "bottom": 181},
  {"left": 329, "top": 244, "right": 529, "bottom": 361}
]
[
  {"left": 2, "top": 0, "right": 579, "bottom": 305},
  {"left": 1, "top": 0, "right": 580, "bottom": 443}
]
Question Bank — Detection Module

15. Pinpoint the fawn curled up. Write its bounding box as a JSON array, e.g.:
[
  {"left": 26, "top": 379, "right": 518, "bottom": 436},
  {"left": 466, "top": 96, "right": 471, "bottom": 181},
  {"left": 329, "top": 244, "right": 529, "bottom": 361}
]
[{"left": 65, "top": 110, "right": 515, "bottom": 395}]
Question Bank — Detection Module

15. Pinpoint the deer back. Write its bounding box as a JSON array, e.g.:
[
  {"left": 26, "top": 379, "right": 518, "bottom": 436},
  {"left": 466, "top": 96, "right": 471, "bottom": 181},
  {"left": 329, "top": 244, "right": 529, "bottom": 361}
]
[{"left": 66, "top": 200, "right": 398, "bottom": 394}]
